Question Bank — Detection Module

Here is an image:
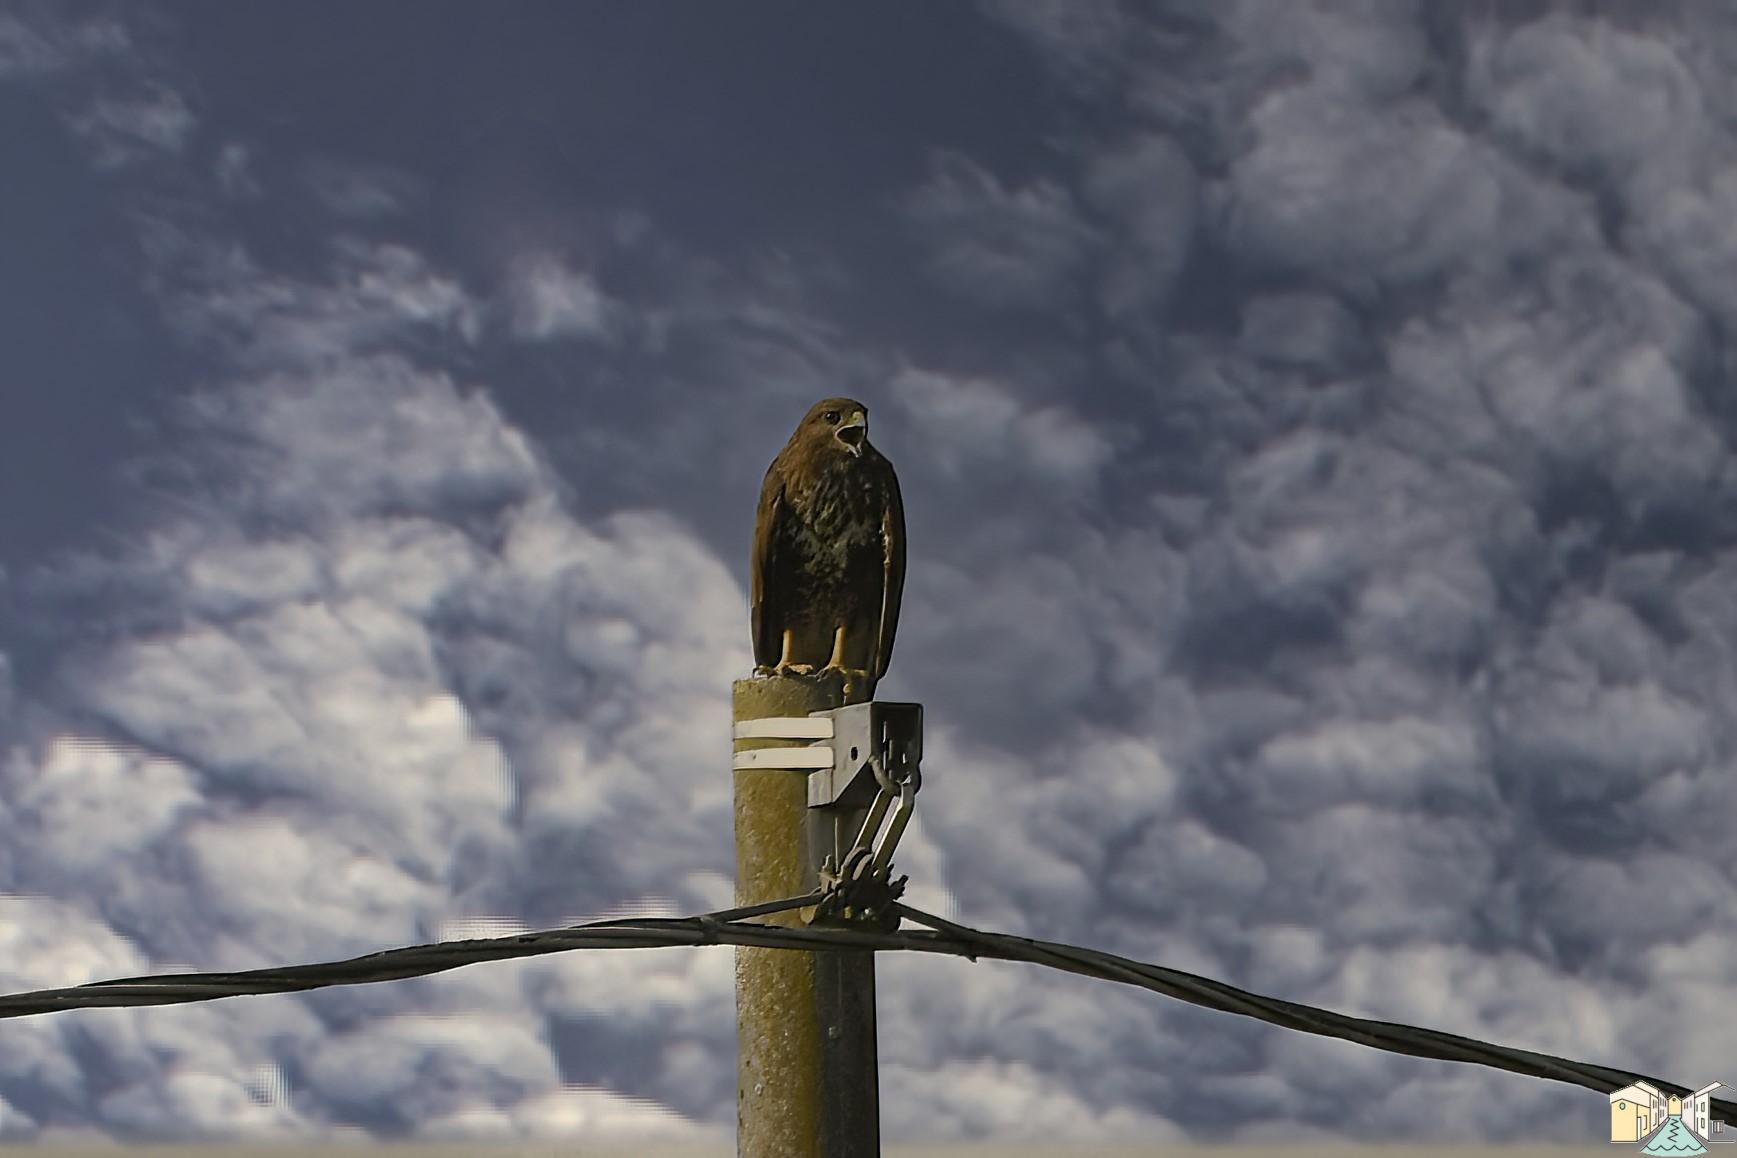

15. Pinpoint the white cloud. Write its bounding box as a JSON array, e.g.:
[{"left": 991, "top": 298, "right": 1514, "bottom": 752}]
[
  {"left": 980, "top": 1, "right": 1737, "bottom": 1141},
  {"left": 197, "top": 358, "right": 536, "bottom": 520},
  {"left": 502, "top": 254, "right": 618, "bottom": 343},
  {"left": 305, "top": 1012, "right": 556, "bottom": 1124},
  {"left": 163, "top": 237, "right": 483, "bottom": 369},
  {"left": 1252, "top": 715, "right": 1480, "bottom": 811},
  {"left": 0, "top": 893, "right": 147, "bottom": 992},
  {"left": 1469, "top": 15, "right": 1705, "bottom": 188},
  {"left": 181, "top": 536, "right": 324, "bottom": 618},
  {"left": 12, "top": 345, "right": 748, "bottom": 1135},
  {"left": 20, "top": 0, "right": 1737, "bottom": 1146},
  {"left": 11, "top": 738, "right": 201, "bottom": 883},
  {"left": 69, "top": 86, "right": 196, "bottom": 169},
  {"left": 887, "top": 366, "right": 1112, "bottom": 489},
  {"left": 976, "top": 0, "right": 1134, "bottom": 94},
  {"left": 96, "top": 1069, "right": 300, "bottom": 1140},
  {"left": 883, "top": 1023, "right": 1186, "bottom": 1142},
  {"left": 0, "top": 650, "right": 13, "bottom": 731},
  {"left": 0, "top": 63, "right": 756, "bottom": 1133},
  {"left": 213, "top": 142, "right": 259, "bottom": 198},
  {"left": 1221, "top": 0, "right": 1429, "bottom": 100},
  {"left": 1083, "top": 133, "right": 1198, "bottom": 321},
  {"left": 303, "top": 159, "right": 423, "bottom": 219},
  {"left": 0, "top": 9, "right": 129, "bottom": 79},
  {"left": 427, "top": 1083, "right": 718, "bottom": 1142},
  {"left": 1214, "top": 85, "right": 1581, "bottom": 288},
  {"left": 906, "top": 152, "right": 1101, "bottom": 311}
]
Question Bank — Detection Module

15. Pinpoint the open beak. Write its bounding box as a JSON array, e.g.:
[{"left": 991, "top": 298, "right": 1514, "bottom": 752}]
[{"left": 836, "top": 418, "right": 866, "bottom": 456}]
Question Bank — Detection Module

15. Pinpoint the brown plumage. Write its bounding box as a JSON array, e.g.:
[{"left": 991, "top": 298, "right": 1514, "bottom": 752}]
[{"left": 751, "top": 397, "right": 905, "bottom": 701}]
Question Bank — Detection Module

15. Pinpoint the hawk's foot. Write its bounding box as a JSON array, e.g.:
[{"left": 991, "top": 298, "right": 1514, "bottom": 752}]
[
  {"left": 820, "top": 662, "right": 872, "bottom": 680},
  {"left": 824, "top": 664, "right": 875, "bottom": 702}
]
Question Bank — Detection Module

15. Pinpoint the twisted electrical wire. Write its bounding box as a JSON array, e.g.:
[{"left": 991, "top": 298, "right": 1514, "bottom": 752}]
[
  {"left": 0, "top": 891, "right": 1724, "bottom": 1123},
  {"left": 888, "top": 902, "right": 1736, "bottom": 1122},
  {"left": 0, "top": 892, "right": 827, "bottom": 1017}
]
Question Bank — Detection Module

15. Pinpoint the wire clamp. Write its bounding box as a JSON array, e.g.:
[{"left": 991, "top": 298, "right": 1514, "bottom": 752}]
[{"left": 808, "top": 702, "right": 922, "bottom": 928}]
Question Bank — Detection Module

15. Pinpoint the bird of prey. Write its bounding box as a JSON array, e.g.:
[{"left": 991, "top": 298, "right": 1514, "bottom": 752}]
[{"left": 752, "top": 397, "right": 905, "bottom": 701}]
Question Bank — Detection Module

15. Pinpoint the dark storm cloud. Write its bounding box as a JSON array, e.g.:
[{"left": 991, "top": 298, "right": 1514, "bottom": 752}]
[
  {"left": 906, "top": 151, "right": 1103, "bottom": 312},
  {"left": 5, "top": 0, "right": 1737, "bottom": 1147},
  {"left": 966, "top": 0, "right": 1737, "bottom": 1142}
]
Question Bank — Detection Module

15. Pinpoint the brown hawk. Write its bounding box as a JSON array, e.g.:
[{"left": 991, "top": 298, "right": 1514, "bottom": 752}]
[{"left": 752, "top": 397, "right": 905, "bottom": 701}]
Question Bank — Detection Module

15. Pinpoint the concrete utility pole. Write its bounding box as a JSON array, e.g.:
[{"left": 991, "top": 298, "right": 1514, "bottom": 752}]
[{"left": 733, "top": 670, "right": 879, "bottom": 1158}]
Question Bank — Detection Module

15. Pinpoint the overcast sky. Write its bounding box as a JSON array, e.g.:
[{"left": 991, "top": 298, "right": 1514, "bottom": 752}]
[{"left": 3, "top": 0, "right": 1737, "bottom": 1147}]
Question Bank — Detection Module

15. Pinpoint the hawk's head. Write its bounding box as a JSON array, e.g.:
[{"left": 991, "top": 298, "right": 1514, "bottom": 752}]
[{"left": 798, "top": 396, "right": 869, "bottom": 459}]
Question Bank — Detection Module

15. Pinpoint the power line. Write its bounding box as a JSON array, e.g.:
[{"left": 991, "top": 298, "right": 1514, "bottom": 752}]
[
  {"left": 0, "top": 892, "right": 830, "bottom": 1016},
  {"left": 888, "top": 902, "right": 1735, "bottom": 1122},
  {"left": 0, "top": 893, "right": 1723, "bottom": 1124}
]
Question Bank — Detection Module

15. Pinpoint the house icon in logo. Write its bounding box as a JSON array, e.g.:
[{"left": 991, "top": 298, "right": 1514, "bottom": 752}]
[{"left": 1610, "top": 1081, "right": 1733, "bottom": 1147}]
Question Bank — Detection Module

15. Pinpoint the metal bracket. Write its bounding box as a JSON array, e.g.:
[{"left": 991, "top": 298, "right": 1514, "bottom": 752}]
[
  {"left": 813, "top": 702, "right": 921, "bottom": 925},
  {"left": 730, "top": 701, "right": 923, "bottom": 926},
  {"left": 806, "top": 701, "right": 922, "bottom": 808}
]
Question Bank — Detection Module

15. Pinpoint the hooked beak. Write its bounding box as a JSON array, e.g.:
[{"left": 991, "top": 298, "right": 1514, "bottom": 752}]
[{"left": 836, "top": 417, "right": 866, "bottom": 456}]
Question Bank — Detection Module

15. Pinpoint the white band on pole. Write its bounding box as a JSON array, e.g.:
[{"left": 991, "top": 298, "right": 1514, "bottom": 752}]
[
  {"left": 733, "top": 717, "right": 834, "bottom": 741},
  {"left": 733, "top": 747, "right": 835, "bottom": 771},
  {"left": 733, "top": 714, "right": 836, "bottom": 770}
]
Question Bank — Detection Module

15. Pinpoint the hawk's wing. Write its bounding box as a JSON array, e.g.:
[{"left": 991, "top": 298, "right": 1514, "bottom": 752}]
[
  {"left": 873, "top": 457, "right": 906, "bottom": 681},
  {"left": 750, "top": 465, "right": 787, "bottom": 669}
]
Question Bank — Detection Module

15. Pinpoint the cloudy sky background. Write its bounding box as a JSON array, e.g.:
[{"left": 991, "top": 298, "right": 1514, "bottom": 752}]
[{"left": 2, "top": 0, "right": 1735, "bottom": 1145}]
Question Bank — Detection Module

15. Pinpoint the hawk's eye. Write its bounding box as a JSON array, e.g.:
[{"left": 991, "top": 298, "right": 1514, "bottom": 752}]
[{"left": 822, "top": 410, "right": 840, "bottom": 424}]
